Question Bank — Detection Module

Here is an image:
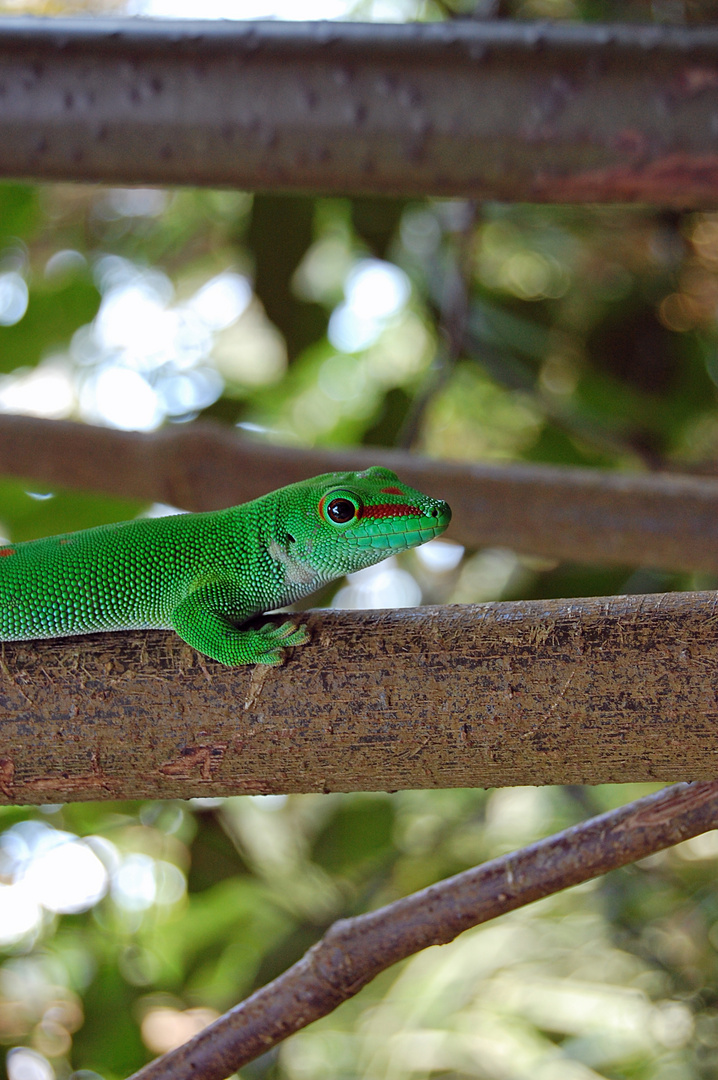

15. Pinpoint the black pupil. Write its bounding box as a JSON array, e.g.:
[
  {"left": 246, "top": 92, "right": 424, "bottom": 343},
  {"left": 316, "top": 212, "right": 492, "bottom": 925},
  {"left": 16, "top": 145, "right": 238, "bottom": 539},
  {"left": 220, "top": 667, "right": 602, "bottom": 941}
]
[{"left": 327, "top": 498, "right": 356, "bottom": 524}]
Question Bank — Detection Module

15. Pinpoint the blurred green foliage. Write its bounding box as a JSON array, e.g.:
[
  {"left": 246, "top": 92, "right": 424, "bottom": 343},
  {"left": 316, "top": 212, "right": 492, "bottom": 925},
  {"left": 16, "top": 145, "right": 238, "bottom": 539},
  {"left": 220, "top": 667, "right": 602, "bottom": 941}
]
[
  {"left": 3, "top": 3, "right": 718, "bottom": 1077},
  {"left": 0, "top": 171, "right": 714, "bottom": 1079}
]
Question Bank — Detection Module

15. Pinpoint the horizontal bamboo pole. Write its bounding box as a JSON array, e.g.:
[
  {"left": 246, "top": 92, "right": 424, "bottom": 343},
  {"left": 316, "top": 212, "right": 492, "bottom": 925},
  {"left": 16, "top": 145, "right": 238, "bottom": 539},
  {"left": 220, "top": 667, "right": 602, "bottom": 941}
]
[
  {"left": 1, "top": 18, "right": 718, "bottom": 203},
  {"left": 2, "top": 415, "right": 718, "bottom": 572},
  {"left": 0, "top": 590, "right": 717, "bottom": 803}
]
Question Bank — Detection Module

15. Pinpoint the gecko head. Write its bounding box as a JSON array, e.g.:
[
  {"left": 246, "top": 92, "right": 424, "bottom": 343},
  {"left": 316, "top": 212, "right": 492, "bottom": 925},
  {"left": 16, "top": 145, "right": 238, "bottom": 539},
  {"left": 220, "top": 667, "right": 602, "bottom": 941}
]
[{"left": 277, "top": 466, "right": 452, "bottom": 578}]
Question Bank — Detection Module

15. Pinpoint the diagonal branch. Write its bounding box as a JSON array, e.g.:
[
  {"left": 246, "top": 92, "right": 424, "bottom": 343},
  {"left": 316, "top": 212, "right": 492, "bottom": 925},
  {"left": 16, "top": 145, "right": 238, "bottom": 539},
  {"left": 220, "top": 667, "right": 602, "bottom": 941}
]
[
  {"left": 128, "top": 780, "right": 718, "bottom": 1080},
  {"left": 3, "top": 415, "right": 718, "bottom": 572}
]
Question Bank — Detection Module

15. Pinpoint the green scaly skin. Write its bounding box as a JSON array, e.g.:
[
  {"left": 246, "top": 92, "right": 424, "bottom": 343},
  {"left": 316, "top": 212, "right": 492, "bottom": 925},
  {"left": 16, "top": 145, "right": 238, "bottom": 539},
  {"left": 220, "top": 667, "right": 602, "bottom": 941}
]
[{"left": 0, "top": 467, "right": 451, "bottom": 666}]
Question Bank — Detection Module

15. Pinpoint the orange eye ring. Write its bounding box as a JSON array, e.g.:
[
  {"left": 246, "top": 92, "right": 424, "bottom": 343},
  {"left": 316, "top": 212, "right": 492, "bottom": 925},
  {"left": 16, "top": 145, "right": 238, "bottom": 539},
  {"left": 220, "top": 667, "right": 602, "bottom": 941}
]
[{"left": 318, "top": 490, "right": 362, "bottom": 526}]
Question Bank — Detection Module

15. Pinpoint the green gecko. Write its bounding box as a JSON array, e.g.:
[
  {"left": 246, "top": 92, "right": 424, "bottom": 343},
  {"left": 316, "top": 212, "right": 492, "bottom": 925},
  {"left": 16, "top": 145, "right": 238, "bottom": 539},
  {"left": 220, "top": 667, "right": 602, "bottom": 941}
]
[{"left": 0, "top": 467, "right": 451, "bottom": 666}]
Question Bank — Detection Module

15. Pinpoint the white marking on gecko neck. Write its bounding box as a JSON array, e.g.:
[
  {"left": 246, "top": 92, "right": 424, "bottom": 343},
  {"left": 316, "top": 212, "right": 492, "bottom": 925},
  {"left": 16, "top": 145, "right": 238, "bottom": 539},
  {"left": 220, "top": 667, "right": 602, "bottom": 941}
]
[{"left": 267, "top": 538, "right": 317, "bottom": 585}]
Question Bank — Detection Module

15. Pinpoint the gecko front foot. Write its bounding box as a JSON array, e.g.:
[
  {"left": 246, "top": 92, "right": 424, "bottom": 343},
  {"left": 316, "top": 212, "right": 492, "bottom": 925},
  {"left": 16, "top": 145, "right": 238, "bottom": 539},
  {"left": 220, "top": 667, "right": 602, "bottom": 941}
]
[
  {"left": 253, "top": 620, "right": 311, "bottom": 665},
  {"left": 170, "top": 596, "right": 310, "bottom": 666}
]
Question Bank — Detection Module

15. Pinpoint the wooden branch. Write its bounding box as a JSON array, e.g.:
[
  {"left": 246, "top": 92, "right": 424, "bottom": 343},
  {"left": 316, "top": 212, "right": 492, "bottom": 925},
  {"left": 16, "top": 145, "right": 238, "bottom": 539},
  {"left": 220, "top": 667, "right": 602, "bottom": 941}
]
[
  {"left": 129, "top": 780, "right": 718, "bottom": 1080},
  {"left": 1, "top": 18, "right": 718, "bottom": 203},
  {"left": 1, "top": 590, "right": 718, "bottom": 803},
  {"left": 3, "top": 415, "right": 718, "bottom": 573}
]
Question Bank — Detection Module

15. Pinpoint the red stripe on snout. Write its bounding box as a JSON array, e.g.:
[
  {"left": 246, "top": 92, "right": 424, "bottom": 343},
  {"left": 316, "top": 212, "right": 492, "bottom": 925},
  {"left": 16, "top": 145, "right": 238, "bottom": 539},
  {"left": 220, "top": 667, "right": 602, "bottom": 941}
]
[
  {"left": 379, "top": 487, "right": 404, "bottom": 495},
  {"left": 0, "top": 548, "right": 15, "bottom": 557},
  {"left": 361, "top": 503, "right": 421, "bottom": 519}
]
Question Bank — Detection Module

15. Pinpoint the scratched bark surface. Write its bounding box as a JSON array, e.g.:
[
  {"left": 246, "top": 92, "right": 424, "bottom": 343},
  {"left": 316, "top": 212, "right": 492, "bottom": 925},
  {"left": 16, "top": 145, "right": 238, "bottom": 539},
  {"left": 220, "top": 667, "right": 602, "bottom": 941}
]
[
  {"left": 0, "top": 591, "right": 717, "bottom": 804},
  {"left": 3, "top": 19, "right": 718, "bottom": 203},
  {"left": 4, "top": 415, "right": 718, "bottom": 574}
]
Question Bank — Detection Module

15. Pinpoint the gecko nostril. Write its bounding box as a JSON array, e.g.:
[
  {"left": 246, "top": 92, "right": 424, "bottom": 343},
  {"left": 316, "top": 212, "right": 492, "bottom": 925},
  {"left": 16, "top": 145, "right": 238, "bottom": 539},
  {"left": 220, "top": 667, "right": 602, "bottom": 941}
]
[{"left": 287, "top": 533, "right": 296, "bottom": 544}]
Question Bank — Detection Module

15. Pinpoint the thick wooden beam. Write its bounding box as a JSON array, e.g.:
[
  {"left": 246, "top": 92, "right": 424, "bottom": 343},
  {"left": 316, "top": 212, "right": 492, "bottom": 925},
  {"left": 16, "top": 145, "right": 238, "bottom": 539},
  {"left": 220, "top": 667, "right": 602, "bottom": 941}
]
[
  {"left": 1, "top": 18, "right": 718, "bottom": 203},
  {"left": 2, "top": 415, "right": 718, "bottom": 573},
  {"left": 0, "top": 590, "right": 716, "bottom": 803}
]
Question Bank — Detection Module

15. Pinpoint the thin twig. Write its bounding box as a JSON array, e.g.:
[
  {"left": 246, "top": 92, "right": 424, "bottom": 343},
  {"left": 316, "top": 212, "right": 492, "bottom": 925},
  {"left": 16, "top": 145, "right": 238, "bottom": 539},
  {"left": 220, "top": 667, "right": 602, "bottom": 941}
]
[{"left": 128, "top": 781, "right": 718, "bottom": 1080}]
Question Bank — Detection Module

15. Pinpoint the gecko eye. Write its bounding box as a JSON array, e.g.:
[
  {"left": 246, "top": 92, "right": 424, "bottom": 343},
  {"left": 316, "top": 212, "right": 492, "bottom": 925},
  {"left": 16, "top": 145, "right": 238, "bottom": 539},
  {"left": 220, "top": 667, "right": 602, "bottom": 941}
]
[
  {"left": 326, "top": 498, "right": 357, "bottom": 524},
  {"left": 319, "top": 489, "right": 362, "bottom": 526}
]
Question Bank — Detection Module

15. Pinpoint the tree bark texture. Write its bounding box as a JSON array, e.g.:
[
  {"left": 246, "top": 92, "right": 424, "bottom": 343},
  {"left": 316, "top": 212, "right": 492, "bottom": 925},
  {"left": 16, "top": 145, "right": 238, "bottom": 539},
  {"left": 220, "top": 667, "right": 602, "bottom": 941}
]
[
  {"left": 3, "top": 415, "right": 718, "bottom": 574},
  {"left": 129, "top": 780, "right": 718, "bottom": 1080},
  {"left": 1, "top": 590, "right": 718, "bottom": 804},
  {"left": 2, "top": 18, "right": 718, "bottom": 203}
]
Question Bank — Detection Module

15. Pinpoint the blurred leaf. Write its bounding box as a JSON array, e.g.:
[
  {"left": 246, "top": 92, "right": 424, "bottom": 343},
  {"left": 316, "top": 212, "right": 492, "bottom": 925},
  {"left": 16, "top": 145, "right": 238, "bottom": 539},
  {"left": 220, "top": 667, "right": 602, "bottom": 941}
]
[
  {"left": 196, "top": 395, "right": 246, "bottom": 426},
  {"left": 72, "top": 960, "right": 147, "bottom": 1076},
  {"left": 0, "top": 275, "right": 100, "bottom": 374},
  {"left": 0, "top": 481, "right": 144, "bottom": 542},
  {"left": 247, "top": 195, "right": 328, "bottom": 362},
  {"left": 363, "top": 386, "right": 413, "bottom": 446},
  {"left": 350, "top": 197, "right": 407, "bottom": 259},
  {"left": 2, "top": 136, "right": 718, "bottom": 1080},
  {"left": 522, "top": 423, "right": 616, "bottom": 467},
  {"left": 311, "top": 796, "right": 394, "bottom": 875},
  {"left": 186, "top": 810, "right": 251, "bottom": 893},
  {"left": 152, "top": 878, "right": 289, "bottom": 976},
  {"left": 0, "top": 184, "right": 40, "bottom": 249},
  {"left": 517, "top": 562, "right": 686, "bottom": 603}
]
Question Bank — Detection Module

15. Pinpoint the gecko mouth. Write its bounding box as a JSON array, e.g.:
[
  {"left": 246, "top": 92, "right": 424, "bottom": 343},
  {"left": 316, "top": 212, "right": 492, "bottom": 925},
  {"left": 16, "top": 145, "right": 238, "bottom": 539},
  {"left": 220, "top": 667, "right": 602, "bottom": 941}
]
[{"left": 340, "top": 504, "right": 452, "bottom": 550}]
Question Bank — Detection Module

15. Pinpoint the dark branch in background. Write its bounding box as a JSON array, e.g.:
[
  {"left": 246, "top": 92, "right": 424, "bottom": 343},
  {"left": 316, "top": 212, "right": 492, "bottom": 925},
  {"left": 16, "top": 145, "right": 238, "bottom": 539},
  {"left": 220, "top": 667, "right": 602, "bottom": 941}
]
[
  {"left": 4, "top": 415, "right": 718, "bottom": 573},
  {"left": 2, "top": 18, "right": 718, "bottom": 203},
  {"left": 398, "top": 201, "right": 477, "bottom": 449},
  {"left": 128, "top": 781, "right": 718, "bottom": 1080},
  {"left": 3, "top": 589, "right": 718, "bottom": 803}
]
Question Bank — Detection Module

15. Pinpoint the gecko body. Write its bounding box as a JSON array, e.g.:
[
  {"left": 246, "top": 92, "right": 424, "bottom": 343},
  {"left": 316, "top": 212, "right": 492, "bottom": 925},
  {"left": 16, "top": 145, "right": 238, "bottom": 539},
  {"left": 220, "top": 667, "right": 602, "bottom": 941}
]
[{"left": 0, "top": 467, "right": 451, "bottom": 665}]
